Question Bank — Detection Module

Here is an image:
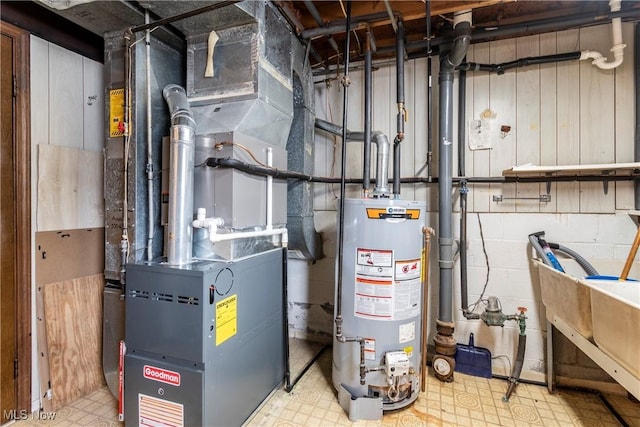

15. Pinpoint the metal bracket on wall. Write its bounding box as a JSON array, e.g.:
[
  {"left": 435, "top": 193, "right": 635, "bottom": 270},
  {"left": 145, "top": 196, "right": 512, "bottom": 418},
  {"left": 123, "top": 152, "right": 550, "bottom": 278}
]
[
  {"left": 601, "top": 171, "right": 610, "bottom": 195},
  {"left": 492, "top": 194, "right": 551, "bottom": 203}
]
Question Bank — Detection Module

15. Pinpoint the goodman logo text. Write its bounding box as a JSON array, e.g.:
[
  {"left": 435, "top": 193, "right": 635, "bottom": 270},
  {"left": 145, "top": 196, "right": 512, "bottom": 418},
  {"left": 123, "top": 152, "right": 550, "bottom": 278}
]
[{"left": 143, "top": 365, "right": 181, "bottom": 386}]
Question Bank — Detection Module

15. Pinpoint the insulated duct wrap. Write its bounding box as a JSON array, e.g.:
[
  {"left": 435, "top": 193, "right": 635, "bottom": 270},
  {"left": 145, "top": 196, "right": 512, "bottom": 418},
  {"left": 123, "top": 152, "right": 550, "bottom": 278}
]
[{"left": 287, "top": 37, "right": 323, "bottom": 260}]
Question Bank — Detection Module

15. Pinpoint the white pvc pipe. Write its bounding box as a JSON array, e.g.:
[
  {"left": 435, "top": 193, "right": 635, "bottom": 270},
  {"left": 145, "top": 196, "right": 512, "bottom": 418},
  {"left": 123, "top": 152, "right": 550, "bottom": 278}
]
[
  {"left": 208, "top": 227, "right": 288, "bottom": 245},
  {"left": 266, "top": 147, "right": 273, "bottom": 230},
  {"left": 580, "top": 0, "right": 625, "bottom": 70},
  {"left": 193, "top": 206, "right": 287, "bottom": 246},
  {"left": 192, "top": 207, "right": 224, "bottom": 235}
]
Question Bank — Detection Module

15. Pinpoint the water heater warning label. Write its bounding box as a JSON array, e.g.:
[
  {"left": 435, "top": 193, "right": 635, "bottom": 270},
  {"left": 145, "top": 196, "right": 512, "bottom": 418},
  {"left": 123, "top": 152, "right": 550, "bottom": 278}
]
[
  {"left": 354, "top": 277, "right": 393, "bottom": 319},
  {"left": 354, "top": 249, "right": 421, "bottom": 321},
  {"left": 364, "top": 338, "right": 376, "bottom": 360},
  {"left": 216, "top": 294, "right": 237, "bottom": 346},
  {"left": 394, "top": 259, "right": 422, "bottom": 320},
  {"left": 356, "top": 248, "right": 393, "bottom": 277}
]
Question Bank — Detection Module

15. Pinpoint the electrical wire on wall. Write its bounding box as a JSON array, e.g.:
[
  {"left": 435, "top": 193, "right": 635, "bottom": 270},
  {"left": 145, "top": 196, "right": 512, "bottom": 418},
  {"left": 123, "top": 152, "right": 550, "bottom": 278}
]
[{"left": 464, "top": 213, "right": 491, "bottom": 314}]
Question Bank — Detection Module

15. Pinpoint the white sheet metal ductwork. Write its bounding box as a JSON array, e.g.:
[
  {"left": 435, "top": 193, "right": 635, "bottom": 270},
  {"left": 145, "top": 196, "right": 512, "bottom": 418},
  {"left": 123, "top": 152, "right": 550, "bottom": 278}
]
[{"left": 580, "top": 0, "right": 626, "bottom": 69}]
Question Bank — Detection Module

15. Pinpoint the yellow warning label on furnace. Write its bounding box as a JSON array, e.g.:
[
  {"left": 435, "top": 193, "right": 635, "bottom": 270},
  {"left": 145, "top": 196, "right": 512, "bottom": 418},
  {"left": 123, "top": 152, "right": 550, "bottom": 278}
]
[
  {"left": 109, "top": 88, "right": 125, "bottom": 137},
  {"left": 215, "top": 294, "right": 237, "bottom": 346}
]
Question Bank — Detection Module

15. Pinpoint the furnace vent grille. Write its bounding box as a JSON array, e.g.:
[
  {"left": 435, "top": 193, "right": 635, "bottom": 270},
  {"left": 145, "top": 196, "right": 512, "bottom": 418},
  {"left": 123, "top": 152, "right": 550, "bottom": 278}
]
[
  {"left": 128, "top": 290, "right": 199, "bottom": 305},
  {"left": 128, "top": 290, "right": 149, "bottom": 299},
  {"left": 152, "top": 292, "right": 174, "bottom": 303},
  {"left": 177, "top": 295, "right": 200, "bottom": 305}
]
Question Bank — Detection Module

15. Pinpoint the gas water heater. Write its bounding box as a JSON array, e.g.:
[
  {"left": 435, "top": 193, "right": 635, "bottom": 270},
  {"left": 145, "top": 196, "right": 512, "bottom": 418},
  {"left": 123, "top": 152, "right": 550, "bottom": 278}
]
[{"left": 333, "top": 198, "right": 426, "bottom": 417}]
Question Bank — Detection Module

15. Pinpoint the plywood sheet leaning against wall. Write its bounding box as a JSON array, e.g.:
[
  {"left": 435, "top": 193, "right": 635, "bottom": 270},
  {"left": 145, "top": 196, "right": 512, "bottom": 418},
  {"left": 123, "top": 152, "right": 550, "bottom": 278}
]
[
  {"left": 35, "top": 228, "right": 104, "bottom": 412},
  {"left": 41, "top": 274, "right": 105, "bottom": 411}
]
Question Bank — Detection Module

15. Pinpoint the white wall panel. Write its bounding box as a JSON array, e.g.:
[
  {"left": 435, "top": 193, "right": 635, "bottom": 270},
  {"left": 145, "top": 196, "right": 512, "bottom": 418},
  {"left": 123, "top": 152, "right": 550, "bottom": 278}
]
[
  {"left": 489, "top": 38, "right": 517, "bottom": 213},
  {"left": 555, "top": 29, "right": 581, "bottom": 212},
  {"left": 30, "top": 36, "right": 49, "bottom": 149},
  {"left": 371, "top": 64, "right": 393, "bottom": 197},
  {"left": 578, "top": 25, "right": 616, "bottom": 213},
  {"left": 468, "top": 43, "right": 491, "bottom": 212},
  {"left": 426, "top": 58, "right": 440, "bottom": 211},
  {"left": 539, "top": 33, "right": 558, "bottom": 213},
  {"left": 345, "top": 69, "right": 363, "bottom": 200},
  {"left": 402, "top": 60, "right": 416, "bottom": 201},
  {"left": 615, "top": 23, "right": 636, "bottom": 210},
  {"left": 515, "top": 35, "right": 541, "bottom": 213},
  {"left": 412, "top": 58, "right": 432, "bottom": 207},
  {"left": 49, "top": 43, "right": 83, "bottom": 149},
  {"left": 82, "top": 57, "right": 104, "bottom": 152}
]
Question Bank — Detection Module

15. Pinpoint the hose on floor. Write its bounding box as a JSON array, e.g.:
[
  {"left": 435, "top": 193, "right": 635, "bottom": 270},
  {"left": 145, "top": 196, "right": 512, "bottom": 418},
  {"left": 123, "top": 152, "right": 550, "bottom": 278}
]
[{"left": 503, "top": 333, "right": 526, "bottom": 402}]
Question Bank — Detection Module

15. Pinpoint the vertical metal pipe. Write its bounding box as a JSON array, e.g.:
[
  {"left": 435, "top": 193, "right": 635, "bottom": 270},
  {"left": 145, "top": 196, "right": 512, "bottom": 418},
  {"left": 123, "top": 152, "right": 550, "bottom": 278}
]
[
  {"left": 438, "top": 11, "right": 472, "bottom": 323},
  {"left": 635, "top": 23, "right": 640, "bottom": 209},
  {"left": 304, "top": 0, "right": 341, "bottom": 58},
  {"left": 335, "top": 0, "right": 352, "bottom": 339},
  {"left": 421, "top": 227, "right": 434, "bottom": 392},
  {"left": 459, "top": 183, "right": 468, "bottom": 311},
  {"left": 363, "top": 31, "right": 372, "bottom": 194},
  {"left": 393, "top": 20, "right": 405, "bottom": 196},
  {"left": 121, "top": 29, "right": 133, "bottom": 287},
  {"left": 458, "top": 70, "right": 468, "bottom": 312},
  {"left": 426, "top": 1, "right": 433, "bottom": 180},
  {"left": 393, "top": 143, "right": 401, "bottom": 196},
  {"left": 396, "top": 21, "right": 405, "bottom": 108},
  {"left": 427, "top": 58, "right": 433, "bottom": 180},
  {"left": 145, "top": 11, "right": 154, "bottom": 261},
  {"left": 438, "top": 64, "right": 455, "bottom": 322},
  {"left": 267, "top": 147, "right": 273, "bottom": 229},
  {"left": 458, "top": 70, "right": 466, "bottom": 177},
  {"left": 163, "top": 84, "right": 196, "bottom": 265},
  {"left": 282, "top": 247, "right": 291, "bottom": 390}
]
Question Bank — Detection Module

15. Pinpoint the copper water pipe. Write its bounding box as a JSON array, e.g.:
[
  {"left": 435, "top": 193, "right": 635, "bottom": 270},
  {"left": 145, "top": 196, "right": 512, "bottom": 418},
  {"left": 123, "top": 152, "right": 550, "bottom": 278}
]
[{"left": 421, "top": 226, "right": 435, "bottom": 392}]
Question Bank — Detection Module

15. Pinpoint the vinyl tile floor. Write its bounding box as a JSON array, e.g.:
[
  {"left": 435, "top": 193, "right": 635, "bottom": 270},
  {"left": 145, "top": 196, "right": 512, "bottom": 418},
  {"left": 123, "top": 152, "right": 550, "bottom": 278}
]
[{"left": 9, "top": 339, "right": 640, "bottom": 427}]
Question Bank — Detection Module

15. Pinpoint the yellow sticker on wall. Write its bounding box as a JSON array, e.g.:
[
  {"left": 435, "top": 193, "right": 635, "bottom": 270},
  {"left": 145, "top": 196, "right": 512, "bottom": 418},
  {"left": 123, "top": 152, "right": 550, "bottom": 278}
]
[
  {"left": 109, "top": 88, "right": 125, "bottom": 137},
  {"left": 216, "top": 294, "right": 237, "bottom": 346}
]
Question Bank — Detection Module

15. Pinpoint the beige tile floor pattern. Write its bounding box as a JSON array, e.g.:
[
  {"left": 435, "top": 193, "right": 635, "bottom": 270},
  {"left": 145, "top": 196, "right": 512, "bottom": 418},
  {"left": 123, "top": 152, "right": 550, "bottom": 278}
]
[{"left": 9, "top": 339, "right": 640, "bottom": 427}]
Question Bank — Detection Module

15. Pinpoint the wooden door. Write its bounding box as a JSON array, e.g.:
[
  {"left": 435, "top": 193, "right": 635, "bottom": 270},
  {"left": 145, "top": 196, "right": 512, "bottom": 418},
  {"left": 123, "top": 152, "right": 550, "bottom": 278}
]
[
  {"left": 0, "top": 30, "right": 18, "bottom": 423},
  {"left": 0, "top": 21, "right": 31, "bottom": 420}
]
